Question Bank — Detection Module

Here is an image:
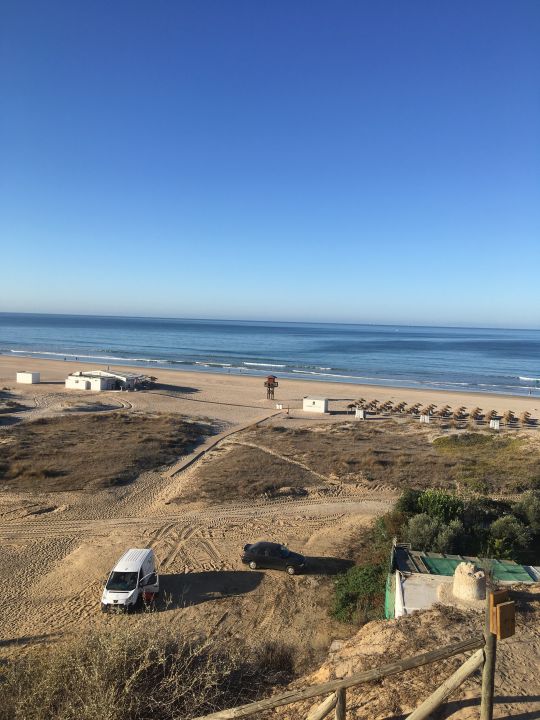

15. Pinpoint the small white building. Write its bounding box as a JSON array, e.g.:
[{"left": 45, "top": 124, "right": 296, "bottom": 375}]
[
  {"left": 302, "top": 396, "right": 328, "bottom": 414},
  {"left": 16, "top": 371, "right": 40, "bottom": 384},
  {"left": 65, "top": 370, "right": 145, "bottom": 392}
]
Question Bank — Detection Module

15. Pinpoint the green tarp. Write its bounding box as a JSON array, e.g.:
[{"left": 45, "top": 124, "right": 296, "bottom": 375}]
[{"left": 422, "top": 556, "right": 533, "bottom": 583}]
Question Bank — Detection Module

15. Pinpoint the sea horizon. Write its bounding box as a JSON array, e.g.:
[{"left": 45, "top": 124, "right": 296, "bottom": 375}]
[{"left": 1, "top": 312, "right": 539, "bottom": 397}]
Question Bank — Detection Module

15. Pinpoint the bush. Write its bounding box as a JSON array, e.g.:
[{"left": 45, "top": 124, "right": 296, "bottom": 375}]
[
  {"left": 373, "top": 510, "right": 408, "bottom": 544},
  {"left": 405, "top": 513, "right": 441, "bottom": 550},
  {"left": 332, "top": 563, "right": 386, "bottom": 623},
  {"left": 396, "top": 488, "right": 422, "bottom": 514},
  {"left": 488, "top": 516, "right": 533, "bottom": 559},
  {"left": 417, "top": 489, "right": 464, "bottom": 523},
  {"left": 513, "top": 490, "right": 540, "bottom": 534},
  {"left": 433, "top": 519, "right": 465, "bottom": 554},
  {"left": 434, "top": 433, "right": 493, "bottom": 450},
  {"left": 0, "top": 626, "right": 294, "bottom": 720}
]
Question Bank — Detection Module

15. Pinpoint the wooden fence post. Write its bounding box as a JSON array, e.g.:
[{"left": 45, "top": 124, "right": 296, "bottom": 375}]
[
  {"left": 407, "top": 649, "right": 484, "bottom": 720},
  {"left": 335, "top": 688, "right": 346, "bottom": 719},
  {"left": 480, "top": 579, "right": 497, "bottom": 720},
  {"left": 306, "top": 693, "right": 337, "bottom": 720}
]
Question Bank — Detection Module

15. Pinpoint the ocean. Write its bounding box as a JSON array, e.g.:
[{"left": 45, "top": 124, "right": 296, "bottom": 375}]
[{"left": 1, "top": 313, "right": 539, "bottom": 397}]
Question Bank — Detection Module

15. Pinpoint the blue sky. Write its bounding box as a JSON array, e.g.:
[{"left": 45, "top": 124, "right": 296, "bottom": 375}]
[{"left": 1, "top": 1, "right": 539, "bottom": 327}]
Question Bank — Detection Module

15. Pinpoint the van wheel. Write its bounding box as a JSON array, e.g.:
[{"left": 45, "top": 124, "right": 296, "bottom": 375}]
[
  {"left": 249, "top": 561, "right": 257, "bottom": 570},
  {"left": 286, "top": 566, "right": 296, "bottom": 575}
]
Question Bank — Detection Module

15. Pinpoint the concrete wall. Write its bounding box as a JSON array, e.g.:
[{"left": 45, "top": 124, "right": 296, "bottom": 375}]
[
  {"left": 303, "top": 397, "right": 328, "bottom": 413},
  {"left": 16, "top": 372, "right": 40, "bottom": 384}
]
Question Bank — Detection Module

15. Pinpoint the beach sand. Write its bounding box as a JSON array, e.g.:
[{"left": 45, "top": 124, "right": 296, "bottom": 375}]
[{"left": 2, "top": 355, "right": 539, "bottom": 427}]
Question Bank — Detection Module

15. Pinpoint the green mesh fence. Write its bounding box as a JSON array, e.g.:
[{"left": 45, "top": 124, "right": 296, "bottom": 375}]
[{"left": 384, "top": 572, "right": 395, "bottom": 619}]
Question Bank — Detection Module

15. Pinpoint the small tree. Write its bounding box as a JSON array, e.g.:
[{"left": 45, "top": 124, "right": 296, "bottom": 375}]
[
  {"left": 406, "top": 513, "right": 441, "bottom": 550},
  {"left": 396, "top": 488, "right": 422, "bottom": 515},
  {"left": 433, "top": 519, "right": 465, "bottom": 554},
  {"left": 489, "top": 515, "right": 532, "bottom": 559},
  {"left": 417, "top": 489, "right": 464, "bottom": 524},
  {"left": 513, "top": 490, "right": 540, "bottom": 533}
]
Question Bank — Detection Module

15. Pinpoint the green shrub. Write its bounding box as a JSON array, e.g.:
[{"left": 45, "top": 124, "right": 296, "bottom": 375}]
[
  {"left": 434, "top": 433, "right": 493, "bottom": 450},
  {"left": 396, "top": 488, "right": 422, "bottom": 514},
  {"left": 417, "top": 489, "right": 464, "bottom": 523},
  {"left": 406, "top": 513, "right": 440, "bottom": 550},
  {"left": 373, "top": 510, "right": 408, "bottom": 544},
  {"left": 433, "top": 519, "right": 465, "bottom": 554},
  {"left": 488, "top": 515, "right": 533, "bottom": 559},
  {"left": 512, "top": 490, "right": 540, "bottom": 534},
  {"left": 332, "top": 563, "right": 386, "bottom": 623}
]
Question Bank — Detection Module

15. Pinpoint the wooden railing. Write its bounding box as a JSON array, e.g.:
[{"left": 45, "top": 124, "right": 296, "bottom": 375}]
[{"left": 192, "top": 635, "right": 485, "bottom": 720}]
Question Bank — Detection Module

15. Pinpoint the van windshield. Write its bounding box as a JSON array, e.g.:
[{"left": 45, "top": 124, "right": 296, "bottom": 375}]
[{"left": 106, "top": 571, "right": 138, "bottom": 592}]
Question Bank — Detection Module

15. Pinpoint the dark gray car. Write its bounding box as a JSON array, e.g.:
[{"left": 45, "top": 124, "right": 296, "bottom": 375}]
[{"left": 241, "top": 541, "right": 305, "bottom": 575}]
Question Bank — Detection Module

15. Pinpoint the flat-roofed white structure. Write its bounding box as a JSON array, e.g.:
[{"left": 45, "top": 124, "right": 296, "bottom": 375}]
[
  {"left": 16, "top": 371, "right": 40, "bottom": 384},
  {"left": 65, "top": 370, "right": 146, "bottom": 392},
  {"left": 302, "top": 396, "right": 328, "bottom": 414}
]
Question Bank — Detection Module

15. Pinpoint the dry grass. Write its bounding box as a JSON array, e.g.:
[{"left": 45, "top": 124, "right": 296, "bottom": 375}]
[
  {"left": 0, "top": 413, "right": 213, "bottom": 491},
  {"left": 232, "top": 421, "right": 540, "bottom": 495},
  {"left": 184, "top": 443, "right": 318, "bottom": 502},
  {"left": 0, "top": 388, "right": 29, "bottom": 420},
  {"left": 0, "top": 624, "right": 294, "bottom": 720}
]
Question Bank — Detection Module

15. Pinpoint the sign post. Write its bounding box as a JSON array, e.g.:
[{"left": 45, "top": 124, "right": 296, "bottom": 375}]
[{"left": 481, "top": 587, "right": 516, "bottom": 720}]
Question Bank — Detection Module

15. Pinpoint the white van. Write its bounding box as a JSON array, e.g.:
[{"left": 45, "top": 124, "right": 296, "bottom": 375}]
[{"left": 101, "top": 548, "right": 159, "bottom": 612}]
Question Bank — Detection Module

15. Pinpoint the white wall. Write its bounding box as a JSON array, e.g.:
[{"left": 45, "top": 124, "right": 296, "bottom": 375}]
[
  {"left": 66, "top": 376, "right": 107, "bottom": 391},
  {"left": 302, "top": 397, "right": 328, "bottom": 413},
  {"left": 16, "top": 372, "right": 40, "bottom": 384}
]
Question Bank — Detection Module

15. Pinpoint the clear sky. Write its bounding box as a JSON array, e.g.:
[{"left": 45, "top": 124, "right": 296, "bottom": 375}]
[{"left": 1, "top": 1, "right": 539, "bottom": 327}]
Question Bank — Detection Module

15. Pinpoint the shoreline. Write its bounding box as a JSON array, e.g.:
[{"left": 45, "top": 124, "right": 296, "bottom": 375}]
[
  {"left": 3, "top": 350, "right": 540, "bottom": 400},
  {"left": 2, "top": 355, "right": 539, "bottom": 422}
]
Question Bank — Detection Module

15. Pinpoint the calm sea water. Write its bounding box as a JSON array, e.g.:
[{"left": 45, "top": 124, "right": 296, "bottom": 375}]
[{"left": 1, "top": 313, "right": 539, "bottom": 397}]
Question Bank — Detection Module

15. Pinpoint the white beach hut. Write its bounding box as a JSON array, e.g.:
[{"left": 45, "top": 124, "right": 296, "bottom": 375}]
[
  {"left": 16, "top": 371, "right": 40, "bottom": 384},
  {"left": 65, "top": 370, "right": 145, "bottom": 392},
  {"left": 302, "top": 396, "right": 329, "bottom": 414}
]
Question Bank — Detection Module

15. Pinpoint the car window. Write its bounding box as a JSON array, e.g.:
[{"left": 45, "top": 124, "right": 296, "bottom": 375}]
[{"left": 106, "top": 572, "right": 138, "bottom": 591}]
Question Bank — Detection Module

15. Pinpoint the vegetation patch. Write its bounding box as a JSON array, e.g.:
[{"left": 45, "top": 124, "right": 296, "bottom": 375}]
[
  {"left": 0, "top": 625, "right": 294, "bottom": 720},
  {"left": 332, "top": 563, "right": 386, "bottom": 623},
  {"left": 397, "top": 488, "right": 540, "bottom": 564},
  {"left": 243, "top": 422, "right": 540, "bottom": 493},
  {"left": 0, "top": 388, "right": 29, "bottom": 420},
  {"left": 183, "top": 443, "right": 318, "bottom": 502},
  {"left": 0, "top": 413, "right": 212, "bottom": 491}
]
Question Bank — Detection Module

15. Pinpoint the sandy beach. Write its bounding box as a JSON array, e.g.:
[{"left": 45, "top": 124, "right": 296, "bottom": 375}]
[
  {"left": 2, "top": 355, "right": 539, "bottom": 427},
  {"left": 1, "top": 355, "right": 540, "bottom": 719}
]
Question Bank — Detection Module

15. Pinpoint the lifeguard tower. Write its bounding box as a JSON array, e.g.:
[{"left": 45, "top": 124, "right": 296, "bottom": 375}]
[{"left": 264, "top": 375, "right": 278, "bottom": 400}]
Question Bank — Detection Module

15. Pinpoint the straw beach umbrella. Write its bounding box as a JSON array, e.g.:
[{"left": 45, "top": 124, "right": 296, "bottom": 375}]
[{"left": 503, "top": 410, "right": 515, "bottom": 425}]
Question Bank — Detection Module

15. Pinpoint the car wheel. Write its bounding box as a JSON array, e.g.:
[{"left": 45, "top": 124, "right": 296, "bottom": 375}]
[
  {"left": 286, "top": 566, "right": 296, "bottom": 576},
  {"left": 249, "top": 560, "right": 257, "bottom": 570}
]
